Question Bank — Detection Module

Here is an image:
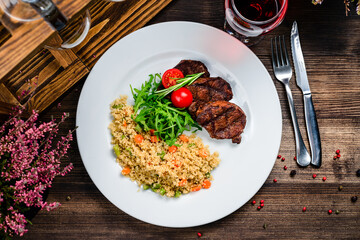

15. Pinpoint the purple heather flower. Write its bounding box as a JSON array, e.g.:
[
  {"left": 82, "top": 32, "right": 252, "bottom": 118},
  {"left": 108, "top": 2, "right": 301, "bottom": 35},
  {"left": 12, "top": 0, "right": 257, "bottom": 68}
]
[{"left": 0, "top": 107, "right": 74, "bottom": 237}]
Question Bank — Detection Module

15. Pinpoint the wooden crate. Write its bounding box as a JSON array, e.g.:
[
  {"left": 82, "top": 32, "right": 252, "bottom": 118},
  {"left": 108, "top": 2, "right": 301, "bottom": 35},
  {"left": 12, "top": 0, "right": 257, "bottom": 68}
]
[{"left": 0, "top": 0, "right": 172, "bottom": 115}]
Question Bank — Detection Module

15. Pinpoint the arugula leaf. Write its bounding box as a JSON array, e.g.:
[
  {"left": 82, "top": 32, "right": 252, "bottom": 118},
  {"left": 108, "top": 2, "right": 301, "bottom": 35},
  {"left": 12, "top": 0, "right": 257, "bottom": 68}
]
[{"left": 131, "top": 73, "right": 201, "bottom": 146}]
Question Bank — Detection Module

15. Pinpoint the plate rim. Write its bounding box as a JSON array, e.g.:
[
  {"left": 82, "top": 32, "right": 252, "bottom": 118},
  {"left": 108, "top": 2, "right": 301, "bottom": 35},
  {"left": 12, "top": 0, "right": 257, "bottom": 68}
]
[{"left": 76, "top": 21, "right": 282, "bottom": 228}]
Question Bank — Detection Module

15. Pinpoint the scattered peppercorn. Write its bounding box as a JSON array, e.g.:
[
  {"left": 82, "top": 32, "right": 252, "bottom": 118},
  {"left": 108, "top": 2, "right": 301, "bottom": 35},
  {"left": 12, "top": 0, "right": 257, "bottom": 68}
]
[
  {"left": 294, "top": 156, "right": 297, "bottom": 161},
  {"left": 351, "top": 196, "right": 358, "bottom": 203},
  {"left": 260, "top": 203, "right": 264, "bottom": 208},
  {"left": 284, "top": 165, "right": 288, "bottom": 170},
  {"left": 257, "top": 206, "right": 261, "bottom": 210},
  {"left": 312, "top": 174, "right": 317, "bottom": 179},
  {"left": 277, "top": 155, "right": 281, "bottom": 158},
  {"left": 302, "top": 207, "right": 307, "bottom": 212},
  {"left": 281, "top": 157, "right": 285, "bottom": 161},
  {"left": 322, "top": 177, "right": 327, "bottom": 181},
  {"left": 66, "top": 195, "right": 71, "bottom": 201},
  {"left": 252, "top": 200, "right": 256, "bottom": 205},
  {"left": 336, "top": 149, "right": 340, "bottom": 154},
  {"left": 333, "top": 156, "right": 337, "bottom": 160},
  {"left": 197, "top": 232, "right": 202, "bottom": 237},
  {"left": 273, "top": 178, "right": 277, "bottom": 183},
  {"left": 290, "top": 170, "right": 297, "bottom": 177},
  {"left": 338, "top": 185, "right": 343, "bottom": 191},
  {"left": 328, "top": 209, "right": 333, "bottom": 214},
  {"left": 263, "top": 223, "right": 267, "bottom": 229},
  {"left": 337, "top": 154, "right": 341, "bottom": 158},
  {"left": 260, "top": 200, "right": 264, "bottom": 204},
  {"left": 335, "top": 210, "right": 340, "bottom": 215}
]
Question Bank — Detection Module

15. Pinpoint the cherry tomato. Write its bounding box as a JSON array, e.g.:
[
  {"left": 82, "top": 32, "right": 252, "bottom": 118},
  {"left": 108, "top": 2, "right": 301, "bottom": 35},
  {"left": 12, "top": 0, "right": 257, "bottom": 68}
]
[
  {"left": 162, "top": 69, "right": 184, "bottom": 88},
  {"left": 171, "top": 87, "right": 193, "bottom": 108}
]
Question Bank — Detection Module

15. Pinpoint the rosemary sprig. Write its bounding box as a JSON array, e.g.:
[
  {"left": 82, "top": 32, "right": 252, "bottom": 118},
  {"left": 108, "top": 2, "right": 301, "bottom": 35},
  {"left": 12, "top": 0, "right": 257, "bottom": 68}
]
[{"left": 155, "top": 72, "right": 204, "bottom": 98}]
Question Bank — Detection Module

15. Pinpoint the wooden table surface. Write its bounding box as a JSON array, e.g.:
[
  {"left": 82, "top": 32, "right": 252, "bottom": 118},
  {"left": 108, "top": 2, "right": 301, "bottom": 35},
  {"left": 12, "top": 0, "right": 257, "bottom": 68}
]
[{"left": 10, "top": 0, "right": 360, "bottom": 239}]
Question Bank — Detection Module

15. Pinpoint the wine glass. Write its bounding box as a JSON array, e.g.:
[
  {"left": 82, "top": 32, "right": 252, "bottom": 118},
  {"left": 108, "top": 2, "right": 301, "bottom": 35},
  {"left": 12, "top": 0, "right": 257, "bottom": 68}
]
[
  {"left": 224, "top": 0, "right": 288, "bottom": 46},
  {"left": 44, "top": 9, "right": 91, "bottom": 50},
  {"left": 0, "top": 0, "right": 42, "bottom": 22},
  {"left": 0, "top": 0, "right": 91, "bottom": 50}
]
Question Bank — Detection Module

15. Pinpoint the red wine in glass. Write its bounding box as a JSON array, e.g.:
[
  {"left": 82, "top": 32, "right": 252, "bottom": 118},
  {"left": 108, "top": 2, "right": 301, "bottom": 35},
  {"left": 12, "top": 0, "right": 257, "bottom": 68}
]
[
  {"left": 234, "top": 0, "right": 278, "bottom": 21},
  {"left": 224, "top": 0, "right": 288, "bottom": 46}
]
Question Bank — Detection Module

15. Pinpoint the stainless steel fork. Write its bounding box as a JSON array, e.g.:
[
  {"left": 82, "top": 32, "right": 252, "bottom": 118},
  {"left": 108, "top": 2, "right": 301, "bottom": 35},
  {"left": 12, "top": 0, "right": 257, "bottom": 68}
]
[{"left": 271, "top": 36, "right": 311, "bottom": 167}]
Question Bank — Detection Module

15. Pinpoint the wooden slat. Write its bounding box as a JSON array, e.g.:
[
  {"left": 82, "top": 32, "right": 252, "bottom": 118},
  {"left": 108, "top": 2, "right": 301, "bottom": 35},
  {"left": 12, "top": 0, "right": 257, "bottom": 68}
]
[
  {"left": 26, "top": 59, "right": 89, "bottom": 112},
  {"left": 0, "top": 0, "right": 92, "bottom": 82},
  {"left": 0, "top": 0, "right": 172, "bottom": 115},
  {"left": 0, "top": 22, "right": 11, "bottom": 47},
  {"left": 56, "top": 0, "right": 92, "bottom": 20},
  {"left": 0, "top": 83, "right": 18, "bottom": 105},
  {"left": 75, "top": 0, "right": 173, "bottom": 68},
  {"left": 0, "top": 16, "right": 55, "bottom": 81},
  {"left": 46, "top": 33, "right": 79, "bottom": 68}
]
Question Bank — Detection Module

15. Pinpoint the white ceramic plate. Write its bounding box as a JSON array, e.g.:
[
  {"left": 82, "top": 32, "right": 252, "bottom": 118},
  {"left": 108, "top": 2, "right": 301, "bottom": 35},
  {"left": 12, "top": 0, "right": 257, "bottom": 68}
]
[{"left": 76, "top": 21, "right": 282, "bottom": 228}]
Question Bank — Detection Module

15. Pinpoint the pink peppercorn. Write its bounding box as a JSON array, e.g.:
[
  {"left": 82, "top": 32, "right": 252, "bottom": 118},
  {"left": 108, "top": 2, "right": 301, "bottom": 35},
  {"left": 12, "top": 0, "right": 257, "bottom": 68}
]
[
  {"left": 322, "top": 177, "right": 327, "bottom": 181},
  {"left": 294, "top": 156, "right": 297, "bottom": 161},
  {"left": 336, "top": 149, "right": 340, "bottom": 154},
  {"left": 197, "top": 232, "right": 202, "bottom": 237},
  {"left": 260, "top": 200, "right": 264, "bottom": 204},
  {"left": 302, "top": 207, "right": 306, "bottom": 212},
  {"left": 333, "top": 156, "right": 337, "bottom": 160},
  {"left": 337, "top": 154, "right": 341, "bottom": 158},
  {"left": 328, "top": 209, "right": 333, "bottom": 214},
  {"left": 252, "top": 200, "right": 256, "bottom": 205},
  {"left": 312, "top": 174, "right": 317, "bottom": 179},
  {"left": 284, "top": 166, "right": 288, "bottom": 170},
  {"left": 277, "top": 155, "right": 281, "bottom": 158},
  {"left": 257, "top": 206, "right": 261, "bottom": 210},
  {"left": 281, "top": 157, "right": 285, "bottom": 161},
  {"left": 260, "top": 203, "right": 264, "bottom": 208},
  {"left": 273, "top": 178, "right": 277, "bottom": 183}
]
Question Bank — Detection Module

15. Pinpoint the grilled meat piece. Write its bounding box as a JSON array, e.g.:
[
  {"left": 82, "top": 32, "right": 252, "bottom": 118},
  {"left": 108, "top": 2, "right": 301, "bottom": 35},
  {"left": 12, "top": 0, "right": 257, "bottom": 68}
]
[
  {"left": 174, "top": 60, "right": 210, "bottom": 77},
  {"left": 186, "top": 77, "right": 233, "bottom": 117},
  {"left": 196, "top": 101, "right": 246, "bottom": 144}
]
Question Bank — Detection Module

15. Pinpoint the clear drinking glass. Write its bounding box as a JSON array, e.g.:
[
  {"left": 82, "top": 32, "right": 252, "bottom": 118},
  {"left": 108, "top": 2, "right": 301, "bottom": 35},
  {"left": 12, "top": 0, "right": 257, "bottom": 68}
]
[
  {"left": 224, "top": 0, "right": 288, "bottom": 46},
  {"left": 0, "top": 0, "right": 42, "bottom": 22},
  {"left": 0, "top": 0, "right": 91, "bottom": 50},
  {"left": 44, "top": 9, "right": 91, "bottom": 50}
]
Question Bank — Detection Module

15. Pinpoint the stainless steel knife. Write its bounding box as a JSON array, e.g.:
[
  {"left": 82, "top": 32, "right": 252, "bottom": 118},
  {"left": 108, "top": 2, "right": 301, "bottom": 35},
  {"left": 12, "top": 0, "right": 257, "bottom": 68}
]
[{"left": 290, "top": 21, "right": 322, "bottom": 167}]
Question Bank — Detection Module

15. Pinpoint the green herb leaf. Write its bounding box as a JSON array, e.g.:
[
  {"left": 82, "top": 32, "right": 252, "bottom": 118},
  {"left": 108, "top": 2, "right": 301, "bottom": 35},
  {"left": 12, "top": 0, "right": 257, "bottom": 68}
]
[
  {"left": 155, "top": 72, "right": 204, "bottom": 98},
  {"left": 130, "top": 73, "right": 202, "bottom": 146}
]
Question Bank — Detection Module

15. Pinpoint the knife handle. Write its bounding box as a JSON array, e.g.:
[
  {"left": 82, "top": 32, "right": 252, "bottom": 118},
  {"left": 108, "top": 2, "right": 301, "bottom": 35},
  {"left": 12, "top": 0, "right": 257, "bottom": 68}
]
[{"left": 303, "top": 94, "right": 322, "bottom": 167}]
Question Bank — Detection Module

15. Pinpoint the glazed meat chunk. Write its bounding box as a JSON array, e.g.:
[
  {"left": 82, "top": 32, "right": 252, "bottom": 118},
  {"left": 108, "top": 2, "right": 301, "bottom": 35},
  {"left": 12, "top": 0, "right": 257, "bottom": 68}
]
[
  {"left": 196, "top": 101, "right": 246, "bottom": 144},
  {"left": 185, "top": 77, "right": 233, "bottom": 117},
  {"left": 174, "top": 60, "right": 210, "bottom": 77}
]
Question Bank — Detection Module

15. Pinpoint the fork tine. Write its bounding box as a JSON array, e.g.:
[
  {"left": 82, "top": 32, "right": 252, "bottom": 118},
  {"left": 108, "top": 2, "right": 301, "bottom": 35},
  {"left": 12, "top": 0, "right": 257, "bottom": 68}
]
[
  {"left": 278, "top": 36, "right": 285, "bottom": 66},
  {"left": 281, "top": 35, "right": 290, "bottom": 66},
  {"left": 274, "top": 37, "right": 280, "bottom": 67}
]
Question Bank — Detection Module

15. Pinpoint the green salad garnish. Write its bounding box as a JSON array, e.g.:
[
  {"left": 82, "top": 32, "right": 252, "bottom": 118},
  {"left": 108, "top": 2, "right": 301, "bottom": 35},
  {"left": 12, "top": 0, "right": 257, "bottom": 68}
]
[{"left": 130, "top": 73, "right": 202, "bottom": 146}]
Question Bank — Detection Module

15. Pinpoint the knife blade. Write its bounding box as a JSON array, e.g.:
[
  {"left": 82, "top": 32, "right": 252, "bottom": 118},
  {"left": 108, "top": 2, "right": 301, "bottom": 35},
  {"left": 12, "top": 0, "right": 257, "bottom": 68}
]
[{"left": 291, "top": 21, "right": 322, "bottom": 167}]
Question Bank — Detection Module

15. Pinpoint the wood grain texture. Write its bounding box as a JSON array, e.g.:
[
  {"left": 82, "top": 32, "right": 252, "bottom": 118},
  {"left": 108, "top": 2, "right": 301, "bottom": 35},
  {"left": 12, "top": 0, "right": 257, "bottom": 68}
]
[
  {"left": 75, "top": 0, "right": 173, "bottom": 68},
  {"left": 6, "top": 0, "right": 360, "bottom": 239},
  {"left": 0, "top": 0, "right": 171, "bottom": 115},
  {"left": 0, "top": 0, "right": 93, "bottom": 81},
  {"left": 0, "top": 16, "right": 55, "bottom": 81}
]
